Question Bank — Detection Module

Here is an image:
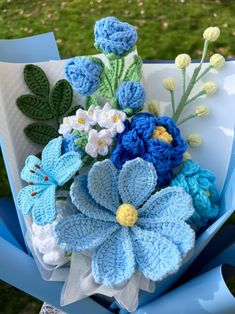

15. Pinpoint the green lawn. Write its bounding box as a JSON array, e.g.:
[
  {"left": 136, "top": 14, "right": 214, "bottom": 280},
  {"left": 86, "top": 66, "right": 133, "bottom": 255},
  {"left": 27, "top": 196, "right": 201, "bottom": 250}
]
[{"left": 0, "top": 0, "right": 235, "bottom": 313}]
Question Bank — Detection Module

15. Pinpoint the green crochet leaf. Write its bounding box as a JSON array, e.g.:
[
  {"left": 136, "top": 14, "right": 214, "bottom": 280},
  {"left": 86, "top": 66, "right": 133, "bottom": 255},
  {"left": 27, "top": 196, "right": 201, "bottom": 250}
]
[
  {"left": 110, "top": 58, "right": 125, "bottom": 84},
  {"left": 65, "top": 104, "right": 81, "bottom": 116},
  {"left": 84, "top": 95, "right": 99, "bottom": 110},
  {"left": 17, "top": 95, "right": 52, "bottom": 120},
  {"left": 24, "top": 64, "right": 50, "bottom": 98},
  {"left": 75, "top": 132, "right": 88, "bottom": 150},
  {"left": 82, "top": 154, "right": 94, "bottom": 167},
  {"left": 24, "top": 123, "right": 59, "bottom": 145},
  {"left": 50, "top": 79, "right": 73, "bottom": 116},
  {"left": 123, "top": 55, "right": 142, "bottom": 82}
]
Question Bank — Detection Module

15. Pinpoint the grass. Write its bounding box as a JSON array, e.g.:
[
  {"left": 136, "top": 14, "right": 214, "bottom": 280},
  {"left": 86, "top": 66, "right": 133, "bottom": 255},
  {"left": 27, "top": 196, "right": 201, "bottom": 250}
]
[{"left": 0, "top": 0, "right": 235, "bottom": 313}]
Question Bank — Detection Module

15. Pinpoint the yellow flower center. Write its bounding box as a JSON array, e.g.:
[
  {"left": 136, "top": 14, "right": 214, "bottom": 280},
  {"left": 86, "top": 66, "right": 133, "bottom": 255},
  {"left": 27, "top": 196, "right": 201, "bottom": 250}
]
[
  {"left": 77, "top": 117, "right": 85, "bottom": 124},
  {"left": 116, "top": 204, "right": 138, "bottom": 227},
  {"left": 152, "top": 126, "right": 173, "bottom": 144},
  {"left": 113, "top": 114, "right": 120, "bottom": 123},
  {"left": 97, "top": 139, "right": 107, "bottom": 148}
]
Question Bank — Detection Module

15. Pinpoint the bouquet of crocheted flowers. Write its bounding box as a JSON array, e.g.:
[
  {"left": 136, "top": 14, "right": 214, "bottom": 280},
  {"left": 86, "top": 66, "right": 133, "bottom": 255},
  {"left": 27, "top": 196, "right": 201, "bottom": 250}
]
[{"left": 16, "top": 16, "right": 223, "bottom": 311}]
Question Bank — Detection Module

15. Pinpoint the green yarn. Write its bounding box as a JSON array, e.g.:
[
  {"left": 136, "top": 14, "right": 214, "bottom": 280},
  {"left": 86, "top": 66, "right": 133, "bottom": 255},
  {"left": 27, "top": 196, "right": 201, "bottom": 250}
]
[
  {"left": 17, "top": 95, "right": 52, "bottom": 120},
  {"left": 49, "top": 79, "right": 73, "bottom": 116},
  {"left": 123, "top": 55, "right": 142, "bottom": 82},
  {"left": 24, "top": 123, "right": 59, "bottom": 145},
  {"left": 24, "top": 64, "right": 50, "bottom": 98}
]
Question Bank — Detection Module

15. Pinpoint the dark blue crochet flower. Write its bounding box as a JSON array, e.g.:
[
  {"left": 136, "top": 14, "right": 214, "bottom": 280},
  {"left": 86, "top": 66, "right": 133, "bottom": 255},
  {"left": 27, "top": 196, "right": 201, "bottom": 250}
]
[
  {"left": 116, "top": 81, "right": 145, "bottom": 112},
  {"left": 171, "top": 160, "right": 219, "bottom": 228},
  {"left": 94, "top": 16, "right": 137, "bottom": 56},
  {"left": 110, "top": 113, "right": 187, "bottom": 187},
  {"left": 65, "top": 57, "right": 103, "bottom": 96}
]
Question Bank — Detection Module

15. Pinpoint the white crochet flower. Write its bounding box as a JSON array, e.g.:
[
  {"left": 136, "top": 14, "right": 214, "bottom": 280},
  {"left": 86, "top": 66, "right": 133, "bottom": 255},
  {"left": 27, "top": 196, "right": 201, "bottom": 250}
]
[
  {"left": 58, "top": 116, "right": 74, "bottom": 136},
  {"left": 85, "top": 129, "right": 113, "bottom": 158},
  {"left": 96, "top": 103, "right": 126, "bottom": 135},
  {"left": 31, "top": 213, "right": 67, "bottom": 266},
  {"left": 71, "top": 108, "right": 95, "bottom": 132},
  {"left": 87, "top": 104, "right": 100, "bottom": 122}
]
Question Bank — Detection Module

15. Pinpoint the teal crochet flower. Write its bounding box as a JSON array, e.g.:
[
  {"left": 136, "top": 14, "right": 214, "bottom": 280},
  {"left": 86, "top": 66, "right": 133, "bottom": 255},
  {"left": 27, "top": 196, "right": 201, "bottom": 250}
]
[
  {"left": 17, "top": 137, "right": 82, "bottom": 226},
  {"left": 171, "top": 160, "right": 219, "bottom": 228},
  {"left": 56, "top": 158, "right": 195, "bottom": 287}
]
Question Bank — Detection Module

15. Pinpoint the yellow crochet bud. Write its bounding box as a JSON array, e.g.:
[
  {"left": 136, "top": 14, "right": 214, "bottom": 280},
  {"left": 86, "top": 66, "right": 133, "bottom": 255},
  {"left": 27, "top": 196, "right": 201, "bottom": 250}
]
[
  {"left": 194, "top": 105, "right": 209, "bottom": 117},
  {"left": 175, "top": 54, "right": 191, "bottom": 69},
  {"left": 183, "top": 151, "right": 192, "bottom": 161},
  {"left": 163, "top": 77, "right": 176, "bottom": 91},
  {"left": 203, "top": 27, "right": 220, "bottom": 42},
  {"left": 210, "top": 53, "right": 225, "bottom": 70},
  {"left": 152, "top": 126, "right": 173, "bottom": 144},
  {"left": 203, "top": 82, "right": 217, "bottom": 95},
  {"left": 116, "top": 204, "right": 138, "bottom": 227},
  {"left": 147, "top": 100, "right": 160, "bottom": 116},
  {"left": 187, "top": 134, "right": 203, "bottom": 148}
]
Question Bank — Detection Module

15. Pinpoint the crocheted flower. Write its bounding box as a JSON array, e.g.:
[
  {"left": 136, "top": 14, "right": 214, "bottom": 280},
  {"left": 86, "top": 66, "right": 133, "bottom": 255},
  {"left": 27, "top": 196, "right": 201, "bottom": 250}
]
[
  {"left": 85, "top": 129, "right": 113, "bottom": 158},
  {"left": 65, "top": 57, "right": 103, "bottom": 96},
  {"left": 94, "top": 16, "right": 137, "bottom": 56},
  {"left": 59, "top": 116, "right": 73, "bottom": 136},
  {"left": 110, "top": 113, "right": 187, "bottom": 187},
  {"left": 70, "top": 108, "right": 95, "bottom": 132},
  {"left": 171, "top": 160, "right": 219, "bottom": 228},
  {"left": 116, "top": 82, "right": 145, "bottom": 112},
  {"left": 56, "top": 158, "right": 195, "bottom": 287},
  {"left": 17, "top": 137, "right": 82, "bottom": 226},
  {"left": 62, "top": 134, "right": 86, "bottom": 159}
]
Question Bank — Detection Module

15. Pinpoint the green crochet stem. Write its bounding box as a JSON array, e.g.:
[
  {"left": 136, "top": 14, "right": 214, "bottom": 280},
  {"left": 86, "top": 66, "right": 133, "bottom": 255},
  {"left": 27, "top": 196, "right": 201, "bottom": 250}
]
[
  {"left": 195, "top": 64, "right": 212, "bottom": 83},
  {"left": 185, "top": 90, "right": 205, "bottom": 105},
  {"left": 170, "top": 90, "right": 175, "bottom": 114},
  {"left": 177, "top": 113, "right": 197, "bottom": 125},
  {"left": 173, "top": 40, "right": 209, "bottom": 122},
  {"left": 182, "top": 68, "right": 186, "bottom": 93}
]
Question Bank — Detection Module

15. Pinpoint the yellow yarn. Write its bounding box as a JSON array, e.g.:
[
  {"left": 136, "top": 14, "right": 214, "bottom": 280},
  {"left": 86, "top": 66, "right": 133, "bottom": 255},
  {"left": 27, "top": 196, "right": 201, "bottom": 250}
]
[
  {"left": 116, "top": 203, "right": 138, "bottom": 227},
  {"left": 113, "top": 114, "right": 120, "bottom": 123},
  {"left": 77, "top": 117, "right": 85, "bottom": 124},
  {"left": 152, "top": 126, "right": 173, "bottom": 144}
]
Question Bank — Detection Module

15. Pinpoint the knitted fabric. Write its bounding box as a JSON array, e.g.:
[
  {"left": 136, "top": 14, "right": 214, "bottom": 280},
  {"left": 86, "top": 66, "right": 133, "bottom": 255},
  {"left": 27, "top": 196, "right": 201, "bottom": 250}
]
[
  {"left": 17, "top": 137, "right": 83, "bottom": 226},
  {"left": 65, "top": 57, "right": 103, "bottom": 96},
  {"left": 94, "top": 16, "right": 137, "bottom": 56},
  {"left": 62, "top": 133, "right": 85, "bottom": 158},
  {"left": 55, "top": 158, "right": 195, "bottom": 287},
  {"left": 110, "top": 113, "right": 187, "bottom": 187},
  {"left": 116, "top": 82, "right": 145, "bottom": 111},
  {"left": 171, "top": 160, "right": 219, "bottom": 228}
]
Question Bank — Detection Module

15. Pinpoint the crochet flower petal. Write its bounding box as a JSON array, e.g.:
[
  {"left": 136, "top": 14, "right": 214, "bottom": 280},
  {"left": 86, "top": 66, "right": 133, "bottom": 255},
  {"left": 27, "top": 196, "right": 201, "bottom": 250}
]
[
  {"left": 41, "top": 137, "right": 63, "bottom": 176},
  {"left": 17, "top": 185, "right": 44, "bottom": 215},
  {"left": 21, "top": 156, "right": 44, "bottom": 184},
  {"left": 92, "top": 228, "right": 135, "bottom": 287},
  {"left": 131, "top": 226, "right": 182, "bottom": 281},
  {"left": 55, "top": 214, "right": 119, "bottom": 252},
  {"left": 70, "top": 175, "right": 116, "bottom": 222},
  {"left": 118, "top": 158, "right": 157, "bottom": 208},
  {"left": 137, "top": 218, "right": 195, "bottom": 258},
  {"left": 88, "top": 159, "right": 120, "bottom": 213},
  {"left": 139, "top": 186, "right": 194, "bottom": 221},
  {"left": 32, "top": 185, "right": 57, "bottom": 226},
  {"left": 52, "top": 152, "right": 82, "bottom": 186}
]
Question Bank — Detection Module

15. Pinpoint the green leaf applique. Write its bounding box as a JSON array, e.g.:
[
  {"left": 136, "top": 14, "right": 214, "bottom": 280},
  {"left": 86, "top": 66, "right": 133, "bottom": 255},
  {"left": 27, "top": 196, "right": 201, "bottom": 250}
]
[
  {"left": 24, "top": 64, "right": 50, "bottom": 98},
  {"left": 49, "top": 79, "right": 73, "bottom": 116},
  {"left": 24, "top": 123, "right": 59, "bottom": 145},
  {"left": 17, "top": 95, "right": 52, "bottom": 120},
  {"left": 123, "top": 55, "right": 142, "bottom": 82}
]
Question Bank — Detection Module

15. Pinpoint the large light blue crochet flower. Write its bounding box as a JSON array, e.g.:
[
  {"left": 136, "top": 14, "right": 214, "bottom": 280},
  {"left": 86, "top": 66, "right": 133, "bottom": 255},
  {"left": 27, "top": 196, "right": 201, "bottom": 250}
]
[
  {"left": 56, "top": 158, "right": 195, "bottom": 287},
  {"left": 171, "top": 160, "right": 219, "bottom": 228},
  {"left": 17, "top": 137, "right": 82, "bottom": 226}
]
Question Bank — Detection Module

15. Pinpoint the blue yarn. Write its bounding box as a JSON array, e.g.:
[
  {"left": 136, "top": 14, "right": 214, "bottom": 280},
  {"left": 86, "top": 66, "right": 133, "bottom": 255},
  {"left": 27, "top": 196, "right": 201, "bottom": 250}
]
[
  {"left": 171, "top": 160, "right": 220, "bottom": 228},
  {"left": 65, "top": 57, "right": 103, "bottom": 96},
  {"left": 110, "top": 113, "right": 187, "bottom": 187},
  {"left": 62, "top": 134, "right": 85, "bottom": 158},
  {"left": 94, "top": 16, "right": 137, "bottom": 56},
  {"left": 17, "top": 137, "right": 83, "bottom": 226},
  {"left": 55, "top": 158, "right": 195, "bottom": 287},
  {"left": 116, "top": 81, "right": 145, "bottom": 111}
]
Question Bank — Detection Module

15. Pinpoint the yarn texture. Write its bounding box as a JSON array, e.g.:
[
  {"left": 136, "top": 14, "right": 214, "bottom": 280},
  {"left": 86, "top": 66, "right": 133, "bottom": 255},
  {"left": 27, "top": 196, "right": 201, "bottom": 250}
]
[
  {"left": 94, "top": 16, "right": 137, "bottom": 56},
  {"left": 17, "top": 137, "right": 82, "bottom": 226},
  {"left": 55, "top": 158, "right": 195, "bottom": 287},
  {"left": 65, "top": 57, "right": 103, "bottom": 96},
  {"left": 116, "top": 81, "right": 145, "bottom": 111},
  {"left": 110, "top": 113, "right": 187, "bottom": 187},
  {"left": 171, "top": 160, "right": 219, "bottom": 227}
]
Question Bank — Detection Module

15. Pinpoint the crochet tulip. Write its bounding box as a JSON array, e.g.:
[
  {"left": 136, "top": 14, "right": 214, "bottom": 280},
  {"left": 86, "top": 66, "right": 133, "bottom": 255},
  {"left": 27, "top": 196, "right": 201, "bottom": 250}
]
[
  {"left": 116, "top": 81, "right": 145, "bottom": 111},
  {"left": 56, "top": 158, "right": 195, "bottom": 287},
  {"left": 65, "top": 57, "right": 103, "bottom": 96},
  {"left": 17, "top": 137, "right": 83, "bottom": 225},
  {"left": 110, "top": 113, "right": 187, "bottom": 187},
  {"left": 94, "top": 16, "right": 137, "bottom": 56},
  {"left": 171, "top": 160, "right": 219, "bottom": 228}
]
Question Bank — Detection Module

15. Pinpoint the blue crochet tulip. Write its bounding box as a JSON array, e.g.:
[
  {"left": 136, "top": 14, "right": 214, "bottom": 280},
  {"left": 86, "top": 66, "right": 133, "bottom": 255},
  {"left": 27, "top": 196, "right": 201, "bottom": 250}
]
[
  {"left": 94, "top": 16, "right": 137, "bottom": 56},
  {"left": 171, "top": 160, "right": 219, "bottom": 228},
  {"left": 65, "top": 57, "right": 103, "bottom": 96},
  {"left": 110, "top": 113, "right": 187, "bottom": 187},
  {"left": 62, "top": 133, "right": 85, "bottom": 158},
  {"left": 56, "top": 158, "right": 195, "bottom": 287},
  {"left": 116, "top": 81, "right": 145, "bottom": 111},
  {"left": 17, "top": 137, "right": 83, "bottom": 226}
]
